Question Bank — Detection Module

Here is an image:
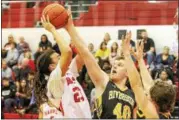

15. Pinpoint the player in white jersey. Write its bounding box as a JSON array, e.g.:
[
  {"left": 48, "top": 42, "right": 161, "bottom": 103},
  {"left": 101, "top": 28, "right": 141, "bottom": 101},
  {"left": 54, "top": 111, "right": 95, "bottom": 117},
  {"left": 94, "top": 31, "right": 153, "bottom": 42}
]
[
  {"left": 34, "top": 15, "right": 91, "bottom": 118},
  {"left": 34, "top": 15, "right": 72, "bottom": 118}
]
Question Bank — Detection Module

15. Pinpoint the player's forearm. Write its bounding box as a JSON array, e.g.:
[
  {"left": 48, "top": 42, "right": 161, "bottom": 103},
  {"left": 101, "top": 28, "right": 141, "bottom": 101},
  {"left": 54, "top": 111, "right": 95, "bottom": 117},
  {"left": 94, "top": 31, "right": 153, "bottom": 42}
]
[
  {"left": 138, "top": 59, "right": 154, "bottom": 92},
  {"left": 51, "top": 29, "right": 72, "bottom": 55},
  {"left": 125, "top": 55, "right": 143, "bottom": 89},
  {"left": 67, "top": 26, "right": 106, "bottom": 87}
]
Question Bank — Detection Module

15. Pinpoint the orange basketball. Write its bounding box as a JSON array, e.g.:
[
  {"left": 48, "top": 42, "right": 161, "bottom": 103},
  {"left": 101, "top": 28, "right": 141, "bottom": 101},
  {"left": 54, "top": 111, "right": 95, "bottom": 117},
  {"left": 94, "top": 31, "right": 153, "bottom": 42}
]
[{"left": 42, "top": 3, "right": 68, "bottom": 29}]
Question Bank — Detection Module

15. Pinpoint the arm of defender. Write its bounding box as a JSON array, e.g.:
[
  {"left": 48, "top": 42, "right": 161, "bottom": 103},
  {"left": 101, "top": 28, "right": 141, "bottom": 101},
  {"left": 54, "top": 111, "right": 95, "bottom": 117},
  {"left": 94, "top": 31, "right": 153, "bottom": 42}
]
[
  {"left": 65, "top": 13, "right": 108, "bottom": 89},
  {"left": 123, "top": 34, "right": 158, "bottom": 118}
]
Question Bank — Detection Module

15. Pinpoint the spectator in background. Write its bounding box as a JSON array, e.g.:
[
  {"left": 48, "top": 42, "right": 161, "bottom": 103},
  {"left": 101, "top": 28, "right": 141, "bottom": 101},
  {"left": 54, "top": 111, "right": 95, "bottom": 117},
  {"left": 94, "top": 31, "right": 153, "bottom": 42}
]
[
  {"left": 155, "top": 46, "right": 174, "bottom": 68},
  {"left": 4, "top": 34, "right": 17, "bottom": 50},
  {"left": 27, "top": 71, "right": 35, "bottom": 91},
  {"left": 88, "top": 43, "right": 95, "bottom": 55},
  {"left": 141, "top": 30, "right": 155, "bottom": 66},
  {"left": 52, "top": 42, "right": 61, "bottom": 55},
  {"left": 5, "top": 43, "right": 19, "bottom": 67},
  {"left": 103, "top": 32, "right": 111, "bottom": 44},
  {"left": 18, "top": 51, "right": 35, "bottom": 71},
  {"left": 102, "top": 60, "right": 111, "bottom": 75},
  {"left": 2, "top": 60, "right": 12, "bottom": 81},
  {"left": 16, "top": 79, "right": 31, "bottom": 108},
  {"left": 109, "top": 42, "right": 118, "bottom": 65},
  {"left": 1, "top": 77, "right": 17, "bottom": 113},
  {"left": 70, "top": 42, "right": 78, "bottom": 58},
  {"left": 95, "top": 42, "right": 110, "bottom": 60},
  {"left": 39, "top": 34, "right": 52, "bottom": 51},
  {"left": 14, "top": 58, "right": 31, "bottom": 81},
  {"left": 155, "top": 69, "right": 173, "bottom": 85},
  {"left": 17, "top": 36, "right": 30, "bottom": 55},
  {"left": 2, "top": 34, "right": 17, "bottom": 59}
]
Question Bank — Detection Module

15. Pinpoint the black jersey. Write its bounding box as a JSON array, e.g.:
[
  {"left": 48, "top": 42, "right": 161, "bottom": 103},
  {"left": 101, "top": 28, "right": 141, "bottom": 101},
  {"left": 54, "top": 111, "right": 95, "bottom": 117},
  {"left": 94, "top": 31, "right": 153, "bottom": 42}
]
[
  {"left": 136, "top": 108, "right": 145, "bottom": 119},
  {"left": 94, "top": 81, "right": 136, "bottom": 119}
]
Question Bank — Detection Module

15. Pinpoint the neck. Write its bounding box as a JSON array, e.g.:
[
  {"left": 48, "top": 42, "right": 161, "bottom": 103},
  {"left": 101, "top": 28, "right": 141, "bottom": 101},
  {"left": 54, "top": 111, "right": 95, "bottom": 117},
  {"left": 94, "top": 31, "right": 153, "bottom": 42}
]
[{"left": 114, "top": 78, "right": 127, "bottom": 90}]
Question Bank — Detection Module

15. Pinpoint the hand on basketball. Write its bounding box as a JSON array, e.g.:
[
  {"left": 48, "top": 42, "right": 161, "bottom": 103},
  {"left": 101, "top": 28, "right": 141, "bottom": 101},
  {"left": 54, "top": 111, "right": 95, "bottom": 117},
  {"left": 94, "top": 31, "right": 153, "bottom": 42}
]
[
  {"left": 41, "top": 15, "right": 55, "bottom": 33},
  {"left": 64, "top": 6, "right": 74, "bottom": 30},
  {"left": 121, "top": 31, "right": 132, "bottom": 56}
]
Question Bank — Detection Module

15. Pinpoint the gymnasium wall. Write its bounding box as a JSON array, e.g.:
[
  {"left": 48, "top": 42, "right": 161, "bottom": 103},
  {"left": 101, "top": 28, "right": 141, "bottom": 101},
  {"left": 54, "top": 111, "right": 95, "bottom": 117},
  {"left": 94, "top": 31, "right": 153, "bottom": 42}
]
[{"left": 2, "top": 25, "right": 177, "bottom": 54}]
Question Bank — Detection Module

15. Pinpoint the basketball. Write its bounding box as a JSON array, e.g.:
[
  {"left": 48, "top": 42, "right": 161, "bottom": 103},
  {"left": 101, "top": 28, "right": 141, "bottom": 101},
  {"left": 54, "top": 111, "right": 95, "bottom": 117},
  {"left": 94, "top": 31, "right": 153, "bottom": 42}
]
[{"left": 42, "top": 3, "right": 68, "bottom": 29}]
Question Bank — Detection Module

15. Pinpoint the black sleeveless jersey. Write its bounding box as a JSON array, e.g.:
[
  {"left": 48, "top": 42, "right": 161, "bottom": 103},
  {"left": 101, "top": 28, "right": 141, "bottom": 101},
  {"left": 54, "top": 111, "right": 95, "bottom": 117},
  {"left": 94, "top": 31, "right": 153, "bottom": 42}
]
[{"left": 94, "top": 81, "right": 136, "bottom": 119}]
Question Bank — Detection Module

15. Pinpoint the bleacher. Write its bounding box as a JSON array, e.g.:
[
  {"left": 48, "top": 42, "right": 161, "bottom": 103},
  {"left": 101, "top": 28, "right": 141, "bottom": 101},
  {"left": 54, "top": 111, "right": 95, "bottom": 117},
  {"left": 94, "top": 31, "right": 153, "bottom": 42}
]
[{"left": 2, "top": 1, "right": 178, "bottom": 28}]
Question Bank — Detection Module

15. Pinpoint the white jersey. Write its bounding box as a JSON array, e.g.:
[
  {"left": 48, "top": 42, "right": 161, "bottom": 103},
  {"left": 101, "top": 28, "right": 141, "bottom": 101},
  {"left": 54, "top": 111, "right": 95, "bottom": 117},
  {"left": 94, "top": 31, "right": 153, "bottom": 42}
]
[
  {"left": 41, "top": 103, "right": 63, "bottom": 119},
  {"left": 46, "top": 58, "right": 91, "bottom": 118}
]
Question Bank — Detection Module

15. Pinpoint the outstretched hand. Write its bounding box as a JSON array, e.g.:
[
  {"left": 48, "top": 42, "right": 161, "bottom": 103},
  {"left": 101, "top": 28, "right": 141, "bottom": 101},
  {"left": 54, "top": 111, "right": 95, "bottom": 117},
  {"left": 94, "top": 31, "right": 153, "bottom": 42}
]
[
  {"left": 64, "top": 6, "right": 74, "bottom": 31},
  {"left": 132, "top": 40, "right": 144, "bottom": 61},
  {"left": 121, "top": 31, "right": 132, "bottom": 56},
  {"left": 41, "top": 15, "right": 55, "bottom": 33}
]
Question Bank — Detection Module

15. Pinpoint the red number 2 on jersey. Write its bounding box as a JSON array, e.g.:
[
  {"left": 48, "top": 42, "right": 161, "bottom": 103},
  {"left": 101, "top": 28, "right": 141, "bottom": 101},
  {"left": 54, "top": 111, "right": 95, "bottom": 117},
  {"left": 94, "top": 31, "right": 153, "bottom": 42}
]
[{"left": 72, "top": 87, "right": 84, "bottom": 103}]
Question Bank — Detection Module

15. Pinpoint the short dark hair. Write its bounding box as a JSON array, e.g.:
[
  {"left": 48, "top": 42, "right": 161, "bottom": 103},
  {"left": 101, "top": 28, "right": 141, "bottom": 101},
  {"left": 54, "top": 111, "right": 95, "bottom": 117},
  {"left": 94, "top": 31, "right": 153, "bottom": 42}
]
[{"left": 150, "top": 81, "right": 176, "bottom": 112}]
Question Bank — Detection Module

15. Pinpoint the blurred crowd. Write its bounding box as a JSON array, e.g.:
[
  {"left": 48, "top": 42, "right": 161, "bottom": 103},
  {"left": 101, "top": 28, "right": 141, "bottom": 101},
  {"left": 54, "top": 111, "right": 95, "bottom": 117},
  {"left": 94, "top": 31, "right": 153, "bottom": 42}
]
[{"left": 1, "top": 30, "right": 179, "bottom": 116}]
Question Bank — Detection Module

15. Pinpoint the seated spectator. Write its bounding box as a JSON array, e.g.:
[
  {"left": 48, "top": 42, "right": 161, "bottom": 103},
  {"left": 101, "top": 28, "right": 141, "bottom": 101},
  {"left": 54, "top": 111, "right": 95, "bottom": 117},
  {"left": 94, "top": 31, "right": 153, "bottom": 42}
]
[
  {"left": 39, "top": 34, "right": 52, "bottom": 51},
  {"left": 103, "top": 32, "right": 111, "bottom": 44},
  {"left": 109, "top": 42, "right": 118, "bottom": 65},
  {"left": 17, "top": 36, "right": 30, "bottom": 55},
  {"left": 1, "top": 77, "right": 17, "bottom": 113},
  {"left": 141, "top": 30, "right": 155, "bottom": 66},
  {"left": 101, "top": 60, "right": 111, "bottom": 76},
  {"left": 155, "top": 46, "right": 174, "bottom": 68},
  {"left": 14, "top": 58, "right": 31, "bottom": 81},
  {"left": 155, "top": 69, "right": 173, "bottom": 85},
  {"left": 27, "top": 71, "right": 35, "bottom": 90},
  {"left": 18, "top": 51, "right": 35, "bottom": 71},
  {"left": 88, "top": 43, "right": 95, "bottom": 55},
  {"left": 5, "top": 43, "right": 19, "bottom": 67},
  {"left": 2, "top": 60, "right": 12, "bottom": 81},
  {"left": 4, "top": 34, "right": 17, "bottom": 50},
  {"left": 2, "top": 34, "right": 17, "bottom": 59},
  {"left": 95, "top": 42, "right": 110, "bottom": 60},
  {"left": 16, "top": 79, "right": 31, "bottom": 108}
]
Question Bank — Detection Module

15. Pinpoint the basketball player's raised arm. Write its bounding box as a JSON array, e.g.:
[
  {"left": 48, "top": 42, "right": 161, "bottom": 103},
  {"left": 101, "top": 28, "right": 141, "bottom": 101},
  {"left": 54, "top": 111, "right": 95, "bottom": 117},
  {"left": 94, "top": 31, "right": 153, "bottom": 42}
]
[
  {"left": 64, "top": 11, "right": 108, "bottom": 89},
  {"left": 41, "top": 15, "right": 72, "bottom": 76},
  {"left": 122, "top": 32, "right": 158, "bottom": 119},
  {"left": 137, "top": 41, "right": 154, "bottom": 93}
]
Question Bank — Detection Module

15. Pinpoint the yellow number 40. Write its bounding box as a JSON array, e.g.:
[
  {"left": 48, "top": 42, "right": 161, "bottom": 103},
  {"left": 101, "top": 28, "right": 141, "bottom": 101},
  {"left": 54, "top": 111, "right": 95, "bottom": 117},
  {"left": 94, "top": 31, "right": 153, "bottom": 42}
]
[{"left": 113, "top": 103, "right": 131, "bottom": 119}]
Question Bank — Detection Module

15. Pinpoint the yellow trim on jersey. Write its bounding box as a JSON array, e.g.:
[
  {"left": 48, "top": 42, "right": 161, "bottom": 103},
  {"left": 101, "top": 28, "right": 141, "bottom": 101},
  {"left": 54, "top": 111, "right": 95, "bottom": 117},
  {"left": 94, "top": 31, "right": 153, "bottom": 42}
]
[{"left": 137, "top": 110, "right": 145, "bottom": 118}]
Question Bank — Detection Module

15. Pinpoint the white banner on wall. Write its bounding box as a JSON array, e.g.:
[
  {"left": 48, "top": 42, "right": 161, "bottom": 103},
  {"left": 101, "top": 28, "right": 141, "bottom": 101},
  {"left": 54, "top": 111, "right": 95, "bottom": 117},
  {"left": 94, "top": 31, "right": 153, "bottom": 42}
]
[{"left": 2, "top": 25, "right": 177, "bottom": 54}]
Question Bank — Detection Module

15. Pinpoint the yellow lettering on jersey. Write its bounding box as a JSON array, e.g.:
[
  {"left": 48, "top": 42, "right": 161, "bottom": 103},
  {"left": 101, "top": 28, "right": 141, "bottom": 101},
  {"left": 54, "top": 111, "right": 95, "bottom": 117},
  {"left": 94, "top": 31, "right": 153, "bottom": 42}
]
[
  {"left": 108, "top": 90, "right": 134, "bottom": 107},
  {"left": 113, "top": 103, "right": 131, "bottom": 119}
]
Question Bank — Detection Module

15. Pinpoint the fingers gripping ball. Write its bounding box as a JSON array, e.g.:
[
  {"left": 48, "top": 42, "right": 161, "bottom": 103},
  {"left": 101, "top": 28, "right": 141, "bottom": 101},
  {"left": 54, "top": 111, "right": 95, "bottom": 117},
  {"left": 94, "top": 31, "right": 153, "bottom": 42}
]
[{"left": 42, "top": 3, "right": 69, "bottom": 29}]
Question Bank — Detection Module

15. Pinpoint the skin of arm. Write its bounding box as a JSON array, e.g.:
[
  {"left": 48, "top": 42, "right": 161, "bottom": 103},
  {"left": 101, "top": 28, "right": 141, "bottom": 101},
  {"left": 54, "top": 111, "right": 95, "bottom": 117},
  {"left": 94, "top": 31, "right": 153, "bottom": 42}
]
[
  {"left": 64, "top": 10, "right": 108, "bottom": 93},
  {"left": 41, "top": 15, "right": 72, "bottom": 76},
  {"left": 122, "top": 32, "right": 158, "bottom": 119}
]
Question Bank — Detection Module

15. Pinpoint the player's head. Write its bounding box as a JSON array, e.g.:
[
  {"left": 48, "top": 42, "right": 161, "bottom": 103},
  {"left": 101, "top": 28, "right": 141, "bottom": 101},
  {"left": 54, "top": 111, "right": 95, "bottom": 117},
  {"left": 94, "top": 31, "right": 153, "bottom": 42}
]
[
  {"left": 149, "top": 81, "right": 176, "bottom": 113},
  {"left": 110, "top": 56, "right": 128, "bottom": 83},
  {"left": 34, "top": 49, "right": 60, "bottom": 107}
]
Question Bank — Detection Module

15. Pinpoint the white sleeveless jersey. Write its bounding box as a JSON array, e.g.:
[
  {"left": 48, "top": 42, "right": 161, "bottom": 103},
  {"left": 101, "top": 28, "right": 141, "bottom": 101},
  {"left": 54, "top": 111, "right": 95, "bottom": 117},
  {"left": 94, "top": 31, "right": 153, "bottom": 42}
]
[
  {"left": 46, "top": 58, "right": 91, "bottom": 118},
  {"left": 41, "top": 103, "right": 63, "bottom": 119},
  {"left": 61, "top": 58, "right": 91, "bottom": 118}
]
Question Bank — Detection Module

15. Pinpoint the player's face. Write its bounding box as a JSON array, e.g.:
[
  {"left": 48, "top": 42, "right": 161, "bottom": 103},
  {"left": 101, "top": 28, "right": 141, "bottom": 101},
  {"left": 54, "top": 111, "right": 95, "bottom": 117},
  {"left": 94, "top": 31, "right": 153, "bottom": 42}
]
[
  {"left": 111, "top": 59, "right": 127, "bottom": 82},
  {"left": 50, "top": 52, "right": 60, "bottom": 70}
]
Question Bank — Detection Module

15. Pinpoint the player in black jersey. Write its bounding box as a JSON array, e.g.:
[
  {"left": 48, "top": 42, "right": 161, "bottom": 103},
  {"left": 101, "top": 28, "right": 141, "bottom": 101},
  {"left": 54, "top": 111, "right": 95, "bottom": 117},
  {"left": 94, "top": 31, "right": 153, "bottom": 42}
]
[
  {"left": 122, "top": 32, "right": 176, "bottom": 119},
  {"left": 64, "top": 10, "right": 137, "bottom": 119}
]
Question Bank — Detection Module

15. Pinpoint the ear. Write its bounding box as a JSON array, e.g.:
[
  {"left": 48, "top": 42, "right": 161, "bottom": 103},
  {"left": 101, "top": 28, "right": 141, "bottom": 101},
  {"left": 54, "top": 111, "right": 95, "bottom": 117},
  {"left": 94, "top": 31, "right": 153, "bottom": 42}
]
[{"left": 48, "top": 64, "right": 56, "bottom": 71}]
